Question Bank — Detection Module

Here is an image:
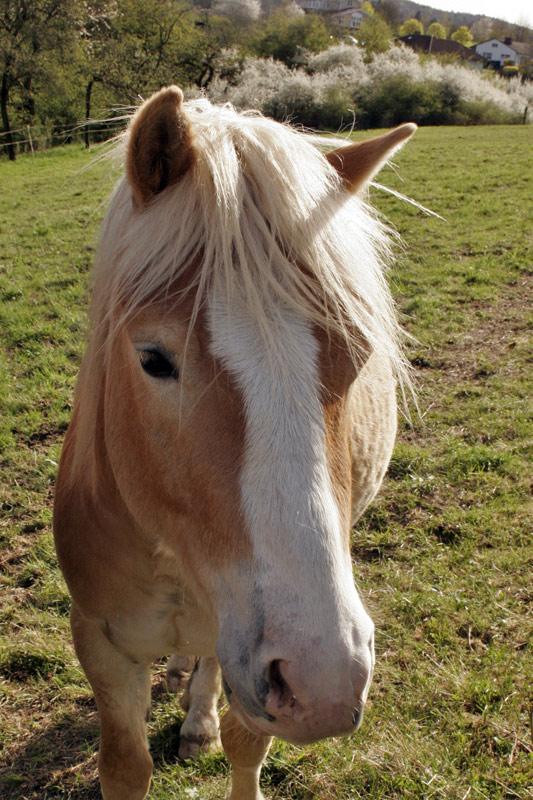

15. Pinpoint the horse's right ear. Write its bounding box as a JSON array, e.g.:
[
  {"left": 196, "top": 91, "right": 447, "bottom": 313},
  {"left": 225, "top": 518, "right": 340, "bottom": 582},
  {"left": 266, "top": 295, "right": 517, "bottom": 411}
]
[
  {"left": 126, "top": 86, "right": 194, "bottom": 208},
  {"left": 326, "top": 123, "right": 417, "bottom": 194}
]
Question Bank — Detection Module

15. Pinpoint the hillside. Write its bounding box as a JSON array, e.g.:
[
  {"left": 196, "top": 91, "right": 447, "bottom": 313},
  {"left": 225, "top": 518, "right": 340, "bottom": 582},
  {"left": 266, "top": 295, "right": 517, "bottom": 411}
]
[
  {"left": 393, "top": 0, "right": 489, "bottom": 28},
  {"left": 375, "top": 0, "right": 532, "bottom": 39}
]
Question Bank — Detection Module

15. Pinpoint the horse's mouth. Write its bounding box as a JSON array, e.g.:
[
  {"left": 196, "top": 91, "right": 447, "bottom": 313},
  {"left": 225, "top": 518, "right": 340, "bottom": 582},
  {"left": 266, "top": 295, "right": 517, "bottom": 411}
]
[
  {"left": 221, "top": 674, "right": 275, "bottom": 737},
  {"left": 222, "top": 670, "right": 366, "bottom": 746}
]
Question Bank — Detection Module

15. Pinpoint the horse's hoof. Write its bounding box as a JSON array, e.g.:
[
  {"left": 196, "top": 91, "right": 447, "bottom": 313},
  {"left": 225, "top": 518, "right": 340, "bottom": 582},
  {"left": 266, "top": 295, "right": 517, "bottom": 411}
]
[{"left": 178, "top": 733, "right": 222, "bottom": 760}]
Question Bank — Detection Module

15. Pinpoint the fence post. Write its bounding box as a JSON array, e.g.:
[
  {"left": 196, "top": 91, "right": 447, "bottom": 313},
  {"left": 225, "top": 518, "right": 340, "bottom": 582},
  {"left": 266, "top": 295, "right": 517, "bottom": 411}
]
[
  {"left": 27, "top": 125, "right": 35, "bottom": 155},
  {"left": 524, "top": 105, "right": 529, "bottom": 125}
]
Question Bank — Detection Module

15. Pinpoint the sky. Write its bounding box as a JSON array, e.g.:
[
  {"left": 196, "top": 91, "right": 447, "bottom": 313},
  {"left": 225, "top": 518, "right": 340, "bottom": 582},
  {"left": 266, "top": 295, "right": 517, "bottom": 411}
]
[{"left": 423, "top": 0, "right": 532, "bottom": 26}]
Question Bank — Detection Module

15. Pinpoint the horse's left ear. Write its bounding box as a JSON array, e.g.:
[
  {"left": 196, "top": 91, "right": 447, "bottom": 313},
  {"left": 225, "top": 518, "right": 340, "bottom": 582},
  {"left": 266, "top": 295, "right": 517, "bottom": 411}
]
[
  {"left": 126, "top": 86, "right": 194, "bottom": 208},
  {"left": 326, "top": 123, "right": 417, "bottom": 194}
]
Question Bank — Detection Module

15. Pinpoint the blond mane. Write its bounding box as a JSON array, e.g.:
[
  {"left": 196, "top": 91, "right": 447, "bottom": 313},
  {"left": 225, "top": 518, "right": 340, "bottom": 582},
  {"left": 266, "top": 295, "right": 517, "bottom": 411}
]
[{"left": 89, "top": 98, "right": 409, "bottom": 395}]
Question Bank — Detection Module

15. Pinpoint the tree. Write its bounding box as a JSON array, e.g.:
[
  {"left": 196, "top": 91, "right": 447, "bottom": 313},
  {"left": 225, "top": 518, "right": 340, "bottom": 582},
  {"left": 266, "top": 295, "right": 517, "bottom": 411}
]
[
  {"left": 250, "top": 11, "right": 331, "bottom": 67},
  {"left": 183, "top": 13, "right": 240, "bottom": 88},
  {"left": 451, "top": 25, "right": 473, "bottom": 47},
  {"left": 77, "top": 0, "right": 231, "bottom": 139},
  {"left": 0, "top": 0, "right": 78, "bottom": 160},
  {"left": 375, "top": 0, "right": 400, "bottom": 32},
  {"left": 111, "top": 0, "right": 202, "bottom": 93},
  {"left": 76, "top": 0, "right": 119, "bottom": 147},
  {"left": 427, "top": 22, "right": 446, "bottom": 39},
  {"left": 398, "top": 18, "right": 423, "bottom": 36},
  {"left": 212, "top": 0, "right": 261, "bottom": 26},
  {"left": 376, "top": 0, "right": 401, "bottom": 31},
  {"left": 358, "top": 15, "right": 392, "bottom": 56},
  {"left": 514, "top": 15, "right": 533, "bottom": 44}
]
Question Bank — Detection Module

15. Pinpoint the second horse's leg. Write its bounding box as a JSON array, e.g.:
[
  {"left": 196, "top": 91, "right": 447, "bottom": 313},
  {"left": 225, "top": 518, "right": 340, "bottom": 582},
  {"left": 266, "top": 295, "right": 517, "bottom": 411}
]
[
  {"left": 179, "top": 657, "right": 222, "bottom": 759},
  {"left": 166, "top": 652, "right": 197, "bottom": 693}
]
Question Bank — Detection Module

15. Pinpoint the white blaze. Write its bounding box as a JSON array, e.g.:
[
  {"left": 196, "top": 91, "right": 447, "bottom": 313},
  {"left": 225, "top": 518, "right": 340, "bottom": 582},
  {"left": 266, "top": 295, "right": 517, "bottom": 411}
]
[{"left": 207, "top": 291, "right": 357, "bottom": 625}]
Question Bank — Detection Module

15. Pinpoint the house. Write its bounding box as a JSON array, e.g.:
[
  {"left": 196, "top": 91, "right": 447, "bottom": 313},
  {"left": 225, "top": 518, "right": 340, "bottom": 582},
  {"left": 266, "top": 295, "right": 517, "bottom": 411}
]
[
  {"left": 474, "top": 37, "right": 533, "bottom": 68},
  {"left": 331, "top": 5, "right": 369, "bottom": 30},
  {"left": 298, "top": 0, "right": 331, "bottom": 11},
  {"left": 398, "top": 34, "right": 485, "bottom": 68},
  {"left": 296, "top": 0, "right": 370, "bottom": 30}
]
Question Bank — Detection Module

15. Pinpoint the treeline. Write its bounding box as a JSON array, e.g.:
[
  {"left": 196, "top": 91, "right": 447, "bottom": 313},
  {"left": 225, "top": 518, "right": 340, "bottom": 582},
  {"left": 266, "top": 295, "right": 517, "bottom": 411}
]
[
  {"left": 383, "top": 0, "right": 533, "bottom": 44},
  {"left": 1, "top": 0, "right": 335, "bottom": 159},
  {"left": 1, "top": 1, "right": 532, "bottom": 160}
]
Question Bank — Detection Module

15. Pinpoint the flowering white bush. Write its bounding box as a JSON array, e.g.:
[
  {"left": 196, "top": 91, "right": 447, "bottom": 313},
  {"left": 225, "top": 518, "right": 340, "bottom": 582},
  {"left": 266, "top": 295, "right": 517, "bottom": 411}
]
[
  {"left": 366, "top": 45, "right": 530, "bottom": 119},
  {"left": 212, "top": 0, "right": 261, "bottom": 23},
  {"left": 208, "top": 58, "right": 292, "bottom": 109},
  {"left": 205, "top": 44, "right": 532, "bottom": 127},
  {"left": 307, "top": 44, "right": 366, "bottom": 75},
  {"left": 368, "top": 44, "right": 420, "bottom": 78}
]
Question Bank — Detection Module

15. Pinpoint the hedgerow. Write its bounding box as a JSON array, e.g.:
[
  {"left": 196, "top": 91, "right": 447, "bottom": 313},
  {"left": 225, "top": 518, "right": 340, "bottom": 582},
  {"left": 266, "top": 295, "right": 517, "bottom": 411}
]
[{"left": 206, "top": 44, "right": 532, "bottom": 128}]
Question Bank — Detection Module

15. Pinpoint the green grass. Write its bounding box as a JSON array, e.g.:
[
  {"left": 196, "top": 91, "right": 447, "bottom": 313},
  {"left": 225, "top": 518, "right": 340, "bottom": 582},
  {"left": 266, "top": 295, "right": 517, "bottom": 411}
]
[{"left": 1, "top": 127, "right": 532, "bottom": 799}]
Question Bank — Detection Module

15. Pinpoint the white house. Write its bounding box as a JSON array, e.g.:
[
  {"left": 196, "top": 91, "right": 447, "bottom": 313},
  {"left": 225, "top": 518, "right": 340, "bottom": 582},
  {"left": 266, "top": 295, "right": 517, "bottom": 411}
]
[{"left": 474, "top": 37, "right": 531, "bottom": 67}]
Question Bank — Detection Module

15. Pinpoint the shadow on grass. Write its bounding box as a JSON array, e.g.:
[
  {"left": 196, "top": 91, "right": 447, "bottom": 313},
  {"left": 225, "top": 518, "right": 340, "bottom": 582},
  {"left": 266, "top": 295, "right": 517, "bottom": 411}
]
[
  {"left": 0, "top": 707, "right": 100, "bottom": 800},
  {"left": 0, "top": 678, "right": 218, "bottom": 798}
]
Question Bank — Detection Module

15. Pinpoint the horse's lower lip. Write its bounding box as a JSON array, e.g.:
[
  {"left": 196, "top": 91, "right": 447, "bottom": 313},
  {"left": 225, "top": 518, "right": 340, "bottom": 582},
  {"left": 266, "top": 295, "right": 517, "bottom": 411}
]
[
  {"left": 222, "top": 674, "right": 364, "bottom": 744},
  {"left": 221, "top": 673, "right": 273, "bottom": 735},
  {"left": 227, "top": 692, "right": 271, "bottom": 737}
]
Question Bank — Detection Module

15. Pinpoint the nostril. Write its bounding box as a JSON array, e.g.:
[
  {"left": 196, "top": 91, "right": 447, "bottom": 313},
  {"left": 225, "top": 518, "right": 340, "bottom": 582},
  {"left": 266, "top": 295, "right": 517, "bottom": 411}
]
[
  {"left": 266, "top": 659, "right": 298, "bottom": 710},
  {"left": 352, "top": 706, "right": 364, "bottom": 730}
]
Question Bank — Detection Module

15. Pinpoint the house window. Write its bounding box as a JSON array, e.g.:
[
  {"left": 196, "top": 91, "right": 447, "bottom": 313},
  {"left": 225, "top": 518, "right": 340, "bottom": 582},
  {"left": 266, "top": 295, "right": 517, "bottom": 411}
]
[{"left": 492, "top": 42, "right": 498, "bottom": 47}]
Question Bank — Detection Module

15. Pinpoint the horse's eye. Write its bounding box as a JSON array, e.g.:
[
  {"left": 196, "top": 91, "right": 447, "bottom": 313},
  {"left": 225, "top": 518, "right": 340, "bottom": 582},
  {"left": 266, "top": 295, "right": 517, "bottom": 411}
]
[{"left": 139, "top": 349, "right": 178, "bottom": 380}]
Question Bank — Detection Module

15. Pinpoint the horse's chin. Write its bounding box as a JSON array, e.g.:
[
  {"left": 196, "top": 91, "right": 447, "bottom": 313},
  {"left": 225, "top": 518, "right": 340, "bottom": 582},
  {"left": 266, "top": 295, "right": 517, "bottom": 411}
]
[
  {"left": 226, "top": 688, "right": 354, "bottom": 746},
  {"left": 227, "top": 693, "right": 272, "bottom": 738}
]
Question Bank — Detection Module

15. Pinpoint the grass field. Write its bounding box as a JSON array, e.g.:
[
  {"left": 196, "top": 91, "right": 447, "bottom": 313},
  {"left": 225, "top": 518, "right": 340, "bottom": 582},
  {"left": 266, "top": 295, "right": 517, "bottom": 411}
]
[{"left": 0, "top": 124, "right": 532, "bottom": 800}]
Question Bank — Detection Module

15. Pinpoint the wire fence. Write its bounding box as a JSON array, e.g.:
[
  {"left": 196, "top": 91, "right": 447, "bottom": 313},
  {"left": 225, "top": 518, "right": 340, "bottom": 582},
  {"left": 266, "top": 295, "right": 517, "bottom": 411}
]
[
  {"left": 0, "top": 118, "right": 129, "bottom": 157},
  {"left": 2, "top": 98, "right": 530, "bottom": 157}
]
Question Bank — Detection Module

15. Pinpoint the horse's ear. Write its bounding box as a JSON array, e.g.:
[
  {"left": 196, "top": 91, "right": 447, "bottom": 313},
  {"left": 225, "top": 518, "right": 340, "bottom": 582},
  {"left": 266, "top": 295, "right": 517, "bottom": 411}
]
[
  {"left": 126, "top": 86, "right": 194, "bottom": 207},
  {"left": 326, "top": 123, "right": 417, "bottom": 194}
]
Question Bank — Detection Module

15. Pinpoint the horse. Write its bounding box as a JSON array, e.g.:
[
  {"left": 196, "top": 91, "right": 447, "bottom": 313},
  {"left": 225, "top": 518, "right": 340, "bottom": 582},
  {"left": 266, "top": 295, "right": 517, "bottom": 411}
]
[{"left": 53, "top": 85, "right": 416, "bottom": 800}]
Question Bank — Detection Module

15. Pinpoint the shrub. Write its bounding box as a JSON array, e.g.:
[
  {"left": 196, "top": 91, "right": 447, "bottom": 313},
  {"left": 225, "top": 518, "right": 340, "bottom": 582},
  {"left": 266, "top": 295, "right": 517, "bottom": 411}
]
[
  {"left": 318, "top": 85, "right": 356, "bottom": 129},
  {"left": 262, "top": 74, "right": 319, "bottom": 124},
  {"left": 356, "top": 76, "right": 440, "bottom": 127},
  {"left": 457, "top": 99, "right": 522, "bottom": 125},
  {"left": 307, "top": 43, "right": 366, "bottom": 75},
  {"left": 249, "top": 11, "right": 332, "bottom": 68},
  {"left": 207, "top": 57, "right": 292, "bottom": 109},
  {"left": 205, "top": 44, "right": 532, "bottom": 129}
]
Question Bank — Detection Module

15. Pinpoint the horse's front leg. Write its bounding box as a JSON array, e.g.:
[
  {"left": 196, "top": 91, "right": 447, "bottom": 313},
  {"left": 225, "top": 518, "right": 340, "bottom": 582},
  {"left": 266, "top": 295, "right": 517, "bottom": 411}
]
[
  {"left": 221, "top": 707, "right": 272, "bottom": 800},
  {"left": 178, "top": 656, "right": 222, "bottom": 759},
  {"left": 71, "top": 604, "right": 153, "bottom": 800}
]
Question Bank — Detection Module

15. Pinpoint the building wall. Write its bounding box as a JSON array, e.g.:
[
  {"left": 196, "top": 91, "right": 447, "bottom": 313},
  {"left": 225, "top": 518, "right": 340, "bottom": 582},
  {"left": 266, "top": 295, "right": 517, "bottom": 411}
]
[
  {"left": 299, "top": 0, "right": 331, "bottom": 9},
  {"left": 474, "top": 38, "right": 518, "bottom": 66},
  {"left": 331, "top": 8, "right": 367, "bottom": 29},
  {"left": 296, "top": 0, "right": 369, "bottom": 30}
]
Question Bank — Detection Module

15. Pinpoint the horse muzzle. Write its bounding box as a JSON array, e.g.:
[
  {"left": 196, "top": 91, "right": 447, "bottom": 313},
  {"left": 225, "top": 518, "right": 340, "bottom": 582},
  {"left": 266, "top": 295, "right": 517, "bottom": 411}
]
[{"left": 220, "top": 634, "right": 374, "bottom": 745}]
